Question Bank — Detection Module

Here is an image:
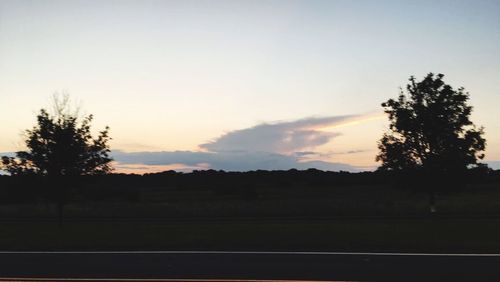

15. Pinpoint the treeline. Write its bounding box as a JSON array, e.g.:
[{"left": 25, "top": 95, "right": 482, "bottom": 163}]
[{"left": 0, "top": 168, "right": 498, "bottom": 204}]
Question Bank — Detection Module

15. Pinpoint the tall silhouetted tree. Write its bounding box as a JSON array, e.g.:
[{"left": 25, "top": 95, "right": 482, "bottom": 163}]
[
  {"left": 376, "top": 73, "right": 486, "bottom": 212},
  {"left": 1, "top": 94, "right": 112, "bottom": 224}
]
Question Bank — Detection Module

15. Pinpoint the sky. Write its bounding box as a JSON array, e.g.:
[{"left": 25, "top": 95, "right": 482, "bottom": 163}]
[{"left": 1, "top": 0, "right": 499, "bottom": 173}]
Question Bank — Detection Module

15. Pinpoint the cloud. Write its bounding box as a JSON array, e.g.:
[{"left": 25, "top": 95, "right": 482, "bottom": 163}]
[
  {"left": 0, "top": 152, "right": 16, "bottom": 158},
  {"left": 112, "top": 150, "right": 359, "bottom": 172},
  {"left": 486, "top": 161, "right": 500, "bottom": 170},
  {"left": 293, "top": 149, "right": 369, "bottom": 159},
  {"left": 293, "top": 151, "right": 317, "bottom": 157},
  {"left": 110, "top": 114, "right": 377, "bottom": 173},
  {"left": 200, "top": 114, "right": 363, "bottom": 154}
]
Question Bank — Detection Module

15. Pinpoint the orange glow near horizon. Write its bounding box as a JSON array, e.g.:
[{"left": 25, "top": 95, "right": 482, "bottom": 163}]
[{"left": 112, "top": 162, "right": 211, "bottom": 174}]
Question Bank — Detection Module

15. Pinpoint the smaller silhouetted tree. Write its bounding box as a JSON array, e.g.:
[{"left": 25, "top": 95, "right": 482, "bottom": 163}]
[
  {"left": 376, "top": 73, "right": 486, "bottom": 212},
  {"left": 1, "top": 94, "right": 112, "bottom": 224}
]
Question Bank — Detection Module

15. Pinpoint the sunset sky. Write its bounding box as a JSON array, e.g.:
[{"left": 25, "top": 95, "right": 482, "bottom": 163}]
[{"left": 1, "top": 0, "right": 499, "bottom": 173}]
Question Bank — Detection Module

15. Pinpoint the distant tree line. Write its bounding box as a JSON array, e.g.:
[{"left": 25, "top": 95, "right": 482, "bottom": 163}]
[{"left": 0, "top": 168, "right": 497, "bottom": 204}]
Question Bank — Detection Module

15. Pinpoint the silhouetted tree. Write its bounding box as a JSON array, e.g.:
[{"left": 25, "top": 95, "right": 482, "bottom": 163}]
[
  {"left": 1, "top": 94, "right": 112, "bottom": 224},
  {"left": 376, "top": 73, "right": 486, "bottom": 212}
]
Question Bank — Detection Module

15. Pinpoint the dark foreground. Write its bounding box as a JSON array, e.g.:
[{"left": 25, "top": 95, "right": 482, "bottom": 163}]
[
  {"left": 2, "top": 217, "right": 500, "bottom": 252},
  {"left": 1, "top": 251, "right": 500, "bottom": 282}
]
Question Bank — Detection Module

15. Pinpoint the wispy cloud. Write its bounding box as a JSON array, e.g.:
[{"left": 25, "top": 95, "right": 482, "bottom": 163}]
[{"left": 292, "top": 149, "right": 369, "bottom": 161}]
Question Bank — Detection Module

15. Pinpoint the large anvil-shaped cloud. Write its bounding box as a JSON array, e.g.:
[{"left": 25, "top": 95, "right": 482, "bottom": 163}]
[
  {"left": 200, "top": 114, "right": 361, "bottom": 154},
  {"left": 109, "top": 114, "right": 374, "bottom": 173}
]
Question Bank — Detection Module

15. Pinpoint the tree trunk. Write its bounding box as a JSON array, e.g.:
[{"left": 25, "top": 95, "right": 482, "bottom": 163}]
[
  {"left": 57, "top": 200, "right": 64, "bottom": 228},
  {"left": 429, "top": 191, "right": 436, "bottom": 214}
]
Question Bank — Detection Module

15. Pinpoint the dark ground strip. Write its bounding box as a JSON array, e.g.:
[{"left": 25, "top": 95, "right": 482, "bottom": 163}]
[{"left": 1, "top": 252, "right": 500, "bottom": 282}]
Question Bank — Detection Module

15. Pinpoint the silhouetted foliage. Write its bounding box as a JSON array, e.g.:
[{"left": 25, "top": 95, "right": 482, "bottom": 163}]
[
  {"left": 0, "top": 95, "right": 112, "bottom": 225},
  {"left": 1, "top": 95, "right": 112, "bottom": 176},
  {"left": 376, "top": 73, "right": 487, "bottom": 212},
  {"left": 376, "top": 73, "right": 486, "bottom": 173}
]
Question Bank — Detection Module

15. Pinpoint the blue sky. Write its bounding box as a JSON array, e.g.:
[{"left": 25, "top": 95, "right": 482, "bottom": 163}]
[{"left": 1, "top": 0, "right": 499, "bottom": 172}]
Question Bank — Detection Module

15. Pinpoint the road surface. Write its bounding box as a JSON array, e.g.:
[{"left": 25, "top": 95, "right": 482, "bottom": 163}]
[{"left": 1, "top": 251, "right": 500, "bottom": 281}]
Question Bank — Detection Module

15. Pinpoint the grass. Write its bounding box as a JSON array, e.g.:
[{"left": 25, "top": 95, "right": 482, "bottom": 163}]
[
  {"left": 1, "top": 182, "right": 500, "bottom": 252},
  {"left": 3, "top": 183, "right": 500, "bottom": 219},
  {"left": 1, "top": 217, "right": 500, "bottom": 253}
]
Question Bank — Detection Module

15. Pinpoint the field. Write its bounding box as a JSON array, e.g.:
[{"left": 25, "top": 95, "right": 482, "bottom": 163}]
[
  {"left": 1, "top": 171, "right": 499, "bottom": 252},
  {"left": 1, "top": 217, "right": 500, "bottom": 252},
  {"left": 1, "top": 182, "right": 500, "bottom": 219}
]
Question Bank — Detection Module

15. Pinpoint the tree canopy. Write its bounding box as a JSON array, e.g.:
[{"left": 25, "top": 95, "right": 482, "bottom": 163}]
[
  {"left": 1, "top": 95, "right": 112, "bottom": 176},
  {"left": 376, "top": 73, "right": 486, "bottom": 173}
]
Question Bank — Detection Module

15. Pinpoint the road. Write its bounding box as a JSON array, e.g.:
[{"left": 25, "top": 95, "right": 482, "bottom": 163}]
[{"left": 1, "top": 251, "right": 500, "bottom": 281}]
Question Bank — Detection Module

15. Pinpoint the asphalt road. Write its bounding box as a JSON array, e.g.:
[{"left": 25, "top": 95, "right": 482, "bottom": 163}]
[{"left": 1, "top": 251, "right": 500, "bottom": 281}]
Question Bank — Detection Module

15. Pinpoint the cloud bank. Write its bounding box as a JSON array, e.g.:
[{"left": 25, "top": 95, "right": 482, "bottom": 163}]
[
  {"left": 112, "top": 114, "right": 373, "bottom": 173},
  {"left": 112, "top": 150, "right": 359, "bottom": 172}
]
